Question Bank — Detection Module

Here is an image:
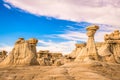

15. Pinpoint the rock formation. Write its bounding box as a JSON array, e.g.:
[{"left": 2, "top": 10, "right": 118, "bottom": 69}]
[
  {"left": 0, "top": 25, "right": 120, "bottom": 66},
  {"left": 98, "top": 30, "right": 120, "bottom": 63},
  {"left": 69, "top": 42, "right": 103, "bottom": 59},
  {"left": 0, "top": 38, "right": 39, "bottom": 66},
  {"left": 75, "top": 25, "right": 100, "bottom": 62},
  {"left": 37, "top": 50, "right": 63, "bottom": 66},
  {"left": 69, "top": 43, "right": 86, "bottom": 59},
  {"left": 70, "top": 26, "right": 120, "bottom": 64},
  {"left": 0, "top": 50, "right": 7, "bottom": 62}
]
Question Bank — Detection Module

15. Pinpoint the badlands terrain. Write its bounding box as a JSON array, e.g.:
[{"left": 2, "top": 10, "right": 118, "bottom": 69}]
[{"left": 0, "top": 25, "right": 120, "bottom": 80}]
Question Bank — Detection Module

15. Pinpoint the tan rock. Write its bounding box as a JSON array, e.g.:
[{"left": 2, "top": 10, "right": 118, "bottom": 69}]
[
  {"left": 53, "top": 59, "right": 63, "bottom": 66},
  {"left": 75, "top": 25, "right": 99, "bottom": 62},
  {"left": 0, "top": 50, "right": 7, "bottom": 62},
  {"left": 69, "top": 43, "right": 86, "bottom": 58},
  {"left": 104, "top": 30, "right": 120, "bottom": 43},
  {"left": 99, "top": 30, "right": 120, "bottom": 63},
  {"left": 0, "top": 50, "right": 7, "bottom": 57},
  {"left": 0, "top": 38, "right": 39, "bottom": 66},
  {"left": 98, "top": 43, "right": 116, "bottom": 62},
  {"left": 37, "top": 50, "right": 63, "bottom": 66}
]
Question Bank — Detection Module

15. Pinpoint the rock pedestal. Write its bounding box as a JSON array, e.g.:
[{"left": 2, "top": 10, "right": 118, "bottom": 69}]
[
  {"left": 75, "top": 25, "right": 99, "bottom": 62},
  {"left": 0, "top": 38, "right": 39, "bottom": 66}
]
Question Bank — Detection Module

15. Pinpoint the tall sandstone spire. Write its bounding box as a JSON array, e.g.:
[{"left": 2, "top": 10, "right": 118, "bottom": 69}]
[{"left": 75, "top": 25, "right": 99, "bottom": 62}]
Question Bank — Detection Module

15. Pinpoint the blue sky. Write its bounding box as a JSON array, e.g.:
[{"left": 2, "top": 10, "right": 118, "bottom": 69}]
[
  {"left": 0, "top": 0, "right": 120, "bottom": 54},
  {"left": 0, "top": 0, "right": 90, "bottom": 43}
]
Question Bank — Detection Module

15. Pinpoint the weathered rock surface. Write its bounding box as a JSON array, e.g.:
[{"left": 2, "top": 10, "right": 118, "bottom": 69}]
[
  {"left": 69, "top": 43, "right": 86, "bottom": 59},
  {"left": 75, "top": 25, "right": 99, "bottom": 62},
  {"left": 0, "top": 50, "right": 7, "bottom": 62},
  {"left": 98, "top": 30, "right": 120, "bottom": 63},
  {"left": 0, "top": 38, "right": 39, "bottom": 66},
  {"left": 69, "top": 25, "right": 120, "bottom": 64},
  {"left": 37, "top": 50, "right": 63, "bottom": 66}
]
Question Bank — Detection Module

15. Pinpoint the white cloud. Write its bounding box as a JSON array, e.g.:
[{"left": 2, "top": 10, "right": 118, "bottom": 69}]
[
  {"left": 46, "top": 24, "right": 120, "bottom": 42},
  {"left": 3, "top": 4, "right": 11, "bottom": 9},
  {"left": 0, "top": 44, "right": 13, "bottom": 53},
  {"left": 53, "top": 31, "right": 87, "bottom": 41},
  {"left": 37, "top": 40, "right": 76, "bottom": 54},
  {"left": 66, "top": 26, "right": 78, "bottom": 30},
  {"left": 4, "top": 0, "right": 120, "bottom": 26}
]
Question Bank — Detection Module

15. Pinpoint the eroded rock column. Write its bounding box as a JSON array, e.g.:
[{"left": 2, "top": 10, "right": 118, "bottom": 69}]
[
  {"left": 0, "top": 38, "right": 39, "bottom": 66},
  {"left": 75, "top": 25, "right": 99, "bottom": 62},
  {"left": 85, "top": 25, "right": 99, "bottom": 60}
]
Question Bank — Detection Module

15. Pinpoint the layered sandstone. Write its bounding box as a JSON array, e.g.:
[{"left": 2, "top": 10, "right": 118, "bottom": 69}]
[
  {"left": 70, "top": 26, "right": 120, "bottom": 64},
  {"left": 75, "top": 25, "right": 100, "bottom": 62},
  {"left": 69, "top": 43, "right": 86, "bottom": 58},
  {"left": 0, "top": 50, "right": 7, "bottom": 62},
  {"left": 98, "top": 30, "right": 120, "bottom": 63},
  {"left": 69, "top": 42, "right": 104, "bottom": 59},
  {"left": 0, "top": 38, "right": 39, "bottom": 66},
  {"left": 37, "top": 50, "right": 63, "bottom": 66}
]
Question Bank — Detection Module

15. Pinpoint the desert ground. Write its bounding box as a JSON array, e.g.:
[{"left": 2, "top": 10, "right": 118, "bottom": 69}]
[{"left": 0, "top": 62, "right": 120, "bottom": 80}]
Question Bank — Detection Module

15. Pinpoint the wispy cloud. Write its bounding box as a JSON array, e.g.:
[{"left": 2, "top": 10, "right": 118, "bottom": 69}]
[
  {"left": 0, "top": 43, "right": 12, "bottom": 53},
  {"left": 37, "top": 40, "right": 76, "bottom": 54},
  {"left": 52, "top": 31, "right": 87, "bottom": 41},
  {"left": 3, "top": 3, "right": 11, "bottom": 9},
  {"left": 4, "top": 0, "right": 120, "bottom": 26},
  {"left": 44, "top": 23, "right": 120, "bottom": 42}
]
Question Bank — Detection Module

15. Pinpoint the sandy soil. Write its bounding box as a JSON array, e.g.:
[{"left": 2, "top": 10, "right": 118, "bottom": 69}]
[{"left": 0, "top": 62, "right": 120, "bottom": 80}]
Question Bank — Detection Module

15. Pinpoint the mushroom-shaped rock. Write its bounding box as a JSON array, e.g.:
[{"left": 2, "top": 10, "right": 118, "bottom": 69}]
[
  {"left": 75, "top": 25, "right": 100, "bottom": 62},
  {"left": 86, "top": 25, "right": 99, "bottom": 37}
]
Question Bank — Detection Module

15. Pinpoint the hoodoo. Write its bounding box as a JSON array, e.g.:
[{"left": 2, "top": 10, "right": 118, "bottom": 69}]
[
  {"left": 75, "top": 25, "right": 99, "bottom": 62},
  {"left": 0, "top": 38, "right": 39, "bottom": 66}
]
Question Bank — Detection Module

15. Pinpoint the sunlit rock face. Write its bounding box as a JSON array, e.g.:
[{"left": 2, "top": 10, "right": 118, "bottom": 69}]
[
  {"left": 69, "top": 43, "right": 86, "bottom": 59},
  {"left": 37, "top": 50, "right": 63, "bottom": 66},
  {"left": 0, "top": 38, "right": 39, "bottom": 66},
  {"left": 0, "top": 50, "right": 7, "bottom": 62},
  {"left": 70, "top": 25, "right": 120, "bottom": 64},
  {"left": 75, "top": 25, "right": 100, "bottom": 62},
  {"left": 98, "top": 30, "right": 120, "bottom": 63}
]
